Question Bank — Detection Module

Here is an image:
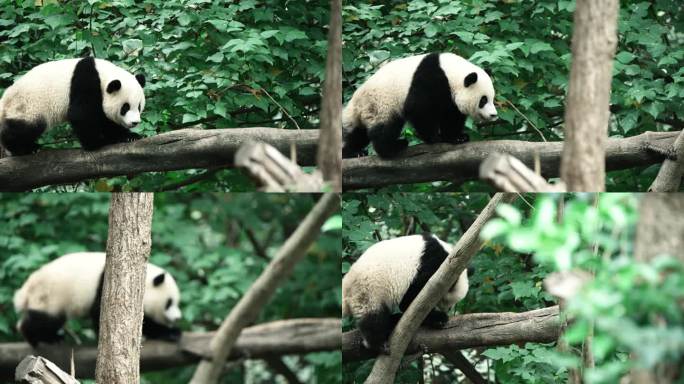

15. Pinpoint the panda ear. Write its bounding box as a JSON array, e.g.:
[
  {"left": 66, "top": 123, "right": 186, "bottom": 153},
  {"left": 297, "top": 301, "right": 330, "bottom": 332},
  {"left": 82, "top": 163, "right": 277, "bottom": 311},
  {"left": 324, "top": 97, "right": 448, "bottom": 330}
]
[
  {"left": 106, "top": 80, "right": 121, "bottom": 94},
  {"left": 135, "top": 74, "right": 146, "bottom": 88},
  {"left": 153, "top": 273, "right": 165, "bottom": 286},
  {"left": 464, "top": 72, "right": 478, "bottom": 88}
]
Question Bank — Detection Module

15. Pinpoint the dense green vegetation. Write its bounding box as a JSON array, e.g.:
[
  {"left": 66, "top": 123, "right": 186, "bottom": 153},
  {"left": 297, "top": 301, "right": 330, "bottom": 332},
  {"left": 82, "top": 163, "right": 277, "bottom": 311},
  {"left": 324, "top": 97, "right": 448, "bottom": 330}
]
[
  {"left": 0, "top": 193, "right": 342, "bottom": 383},
  {"left": 343, "top": 1, "right": 684, "bottom": 191},
  {"left": 342, "top": 193, "right": 684, "bottom": 383},
  {"left": 0, "top": 0, "right": 329, "bottom": 190}
]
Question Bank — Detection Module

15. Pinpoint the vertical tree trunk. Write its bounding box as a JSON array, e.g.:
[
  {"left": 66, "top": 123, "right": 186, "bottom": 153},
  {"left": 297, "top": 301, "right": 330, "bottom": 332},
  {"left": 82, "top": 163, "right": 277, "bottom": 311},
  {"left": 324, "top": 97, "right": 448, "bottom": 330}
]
[
  {"left": 560, "top": 0, "right": 619, "bottom": 191},
  {"left": 316, "top": 0, "right": 342, "bottom": 191},
  {"left": 95, "top": 193, "right": 155, "bottom": 384},
  {"left": 626, "top": 194, "right": 684, "bottom": 383}
]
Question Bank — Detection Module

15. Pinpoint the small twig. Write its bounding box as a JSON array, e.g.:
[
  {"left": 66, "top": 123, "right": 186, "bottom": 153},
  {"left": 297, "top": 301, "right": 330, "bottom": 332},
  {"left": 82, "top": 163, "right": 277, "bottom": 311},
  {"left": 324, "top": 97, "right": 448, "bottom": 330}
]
[
  {"left": 516, "top": 193, "right": 535, "bottom": 211},
  {"left": 159, "top": 169, "right": 220, "bottom": 191},
  {"left": 502, "top": 98, "right": 547, "bottom": 142},
  {"left": 260, "top": 88, "right": 301, "bottom": 130},
  {"left": 244, "top": 228, "right": 269, "bottom": 260},
  {"left": 89, "top": 4, "right": 97, "bottom": 57}
]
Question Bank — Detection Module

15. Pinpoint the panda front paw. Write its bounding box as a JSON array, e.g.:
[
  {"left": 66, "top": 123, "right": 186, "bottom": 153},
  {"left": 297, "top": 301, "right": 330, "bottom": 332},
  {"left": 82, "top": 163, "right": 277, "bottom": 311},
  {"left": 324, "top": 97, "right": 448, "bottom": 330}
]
[
  {"left": 445, "top": 133, "right": 469, "bottom": 144},
  {"left": 122, "top": 132, "right": 142, "bottom": 142}
]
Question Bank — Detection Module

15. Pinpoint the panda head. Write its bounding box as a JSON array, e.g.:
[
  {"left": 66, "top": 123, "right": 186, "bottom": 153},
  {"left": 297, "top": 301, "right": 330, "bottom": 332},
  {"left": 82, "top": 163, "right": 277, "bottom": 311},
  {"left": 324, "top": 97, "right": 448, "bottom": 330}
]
[
  {"left": 440, "top": 54, "right": 497, "bottom": 122},
  {"left": 144, "top": 266, "right": 182, "bottom": 326},
  {"left": 456, "top": 69, "right": 497, "bottom": 122},
  {"left": 102, "top": 73, "right": 146, "bottom": 129}
]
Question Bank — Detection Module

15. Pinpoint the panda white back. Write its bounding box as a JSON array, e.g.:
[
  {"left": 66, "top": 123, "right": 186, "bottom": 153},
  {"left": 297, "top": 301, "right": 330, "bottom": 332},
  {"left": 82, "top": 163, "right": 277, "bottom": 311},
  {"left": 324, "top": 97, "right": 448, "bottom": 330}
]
[
  {"left": 0, "top": 59, "right": 80, "bottom": 128},
  {"left": 13, "top": 252, "right": 106, "bottom": 319},
  {"left": 344, "top": 235, "right": 426, "bottom": 308}
]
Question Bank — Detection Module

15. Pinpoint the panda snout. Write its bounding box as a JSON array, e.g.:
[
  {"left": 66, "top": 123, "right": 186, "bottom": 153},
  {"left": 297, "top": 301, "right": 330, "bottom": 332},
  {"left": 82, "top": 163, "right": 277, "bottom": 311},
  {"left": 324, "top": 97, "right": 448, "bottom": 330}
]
[{"left": 130, "top": 121, "right": 139, "bottom": 127}]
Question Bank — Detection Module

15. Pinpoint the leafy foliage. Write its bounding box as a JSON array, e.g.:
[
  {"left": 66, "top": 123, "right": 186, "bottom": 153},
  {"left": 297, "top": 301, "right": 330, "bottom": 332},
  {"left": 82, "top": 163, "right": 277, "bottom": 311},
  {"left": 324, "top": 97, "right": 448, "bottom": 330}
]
[
  {"left": 482, "top": 194, "right": 684, "bottom": 383},
  {"left": 0, "top": 193, "right": 342, "bottom": 384},
  {"left": 0, "top": 0, "right": 329, "bottom": 191},
  {"left": 343, "top": 1, "right": 684, "bottom": 191}
]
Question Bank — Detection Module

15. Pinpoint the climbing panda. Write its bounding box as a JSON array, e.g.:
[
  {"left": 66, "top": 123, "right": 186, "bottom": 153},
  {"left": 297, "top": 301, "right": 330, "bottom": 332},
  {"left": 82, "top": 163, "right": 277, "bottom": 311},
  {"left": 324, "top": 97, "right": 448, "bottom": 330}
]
[
  {"left": 342, "top": 52, "right": 498, "bottom": 158},
  {"left": 342, "top": 233, "right": 469, "bottom": 353},
  {"left": 0, "top": 57, "right": 146, "bottom": 156},
  {"left": 13, "top": 252, "right": 181, "bottom": 346}
]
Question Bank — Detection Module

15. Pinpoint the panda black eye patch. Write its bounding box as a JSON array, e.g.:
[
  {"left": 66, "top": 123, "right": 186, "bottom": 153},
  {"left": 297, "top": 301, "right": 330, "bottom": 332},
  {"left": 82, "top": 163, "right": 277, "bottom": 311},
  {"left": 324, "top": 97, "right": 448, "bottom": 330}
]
[
  {"left": 120, "top": 103, "right": 130, "bottom": 116},
  {"left": 479, "top": 96, "right": 488, "bottom": 108},
  {"left": 165, "top": 298, "right": 172, "bottom": 310}
]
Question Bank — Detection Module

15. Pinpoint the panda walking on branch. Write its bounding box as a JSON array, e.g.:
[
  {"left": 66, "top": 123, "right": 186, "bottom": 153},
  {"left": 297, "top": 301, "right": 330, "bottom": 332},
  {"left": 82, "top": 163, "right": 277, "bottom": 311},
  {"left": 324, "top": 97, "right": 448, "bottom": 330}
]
[
  {"left": 342, "top": 53, "right": 498, "bottom": 158},
  {"left": 0, "top": 57, "right": 146, "bottom": 156},
  {"left": 342, "top": 233, "right": 469, "bottom": 354},
  {"left": 13, "top": 252, "right": 182, "bottom": 347}
]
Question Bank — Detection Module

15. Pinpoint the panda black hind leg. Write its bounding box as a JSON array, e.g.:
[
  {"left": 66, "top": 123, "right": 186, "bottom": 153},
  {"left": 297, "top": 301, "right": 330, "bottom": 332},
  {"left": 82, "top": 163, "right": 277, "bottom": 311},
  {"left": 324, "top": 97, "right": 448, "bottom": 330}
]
[
  {"left": 423, "top": 309, "right": 449, "bottom": 328},
  {"left": 342, "top": 124, "right": 370, "bottom": 158},
  {"left": 19, "top": 310, "right": 66, "bottom": 347},
  {"left": 0, "top": 118, "right": 46, "bottom": 156},
  {"left": 357, "top": 304, "right": 394, "bottom": 354},
  {"left": 367, "top": 116, "right": 408, "bottom": 158}
]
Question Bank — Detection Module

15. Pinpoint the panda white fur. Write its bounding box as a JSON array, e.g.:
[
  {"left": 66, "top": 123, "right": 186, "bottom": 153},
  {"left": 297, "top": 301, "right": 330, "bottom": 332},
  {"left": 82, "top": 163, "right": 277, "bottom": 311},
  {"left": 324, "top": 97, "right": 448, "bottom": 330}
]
[
  {"left": 342, "top": 233, "right": 469, "bottom": 353},
  {"left": 342, "top": 52, "right": 498, "bottom": 158},
  {"left": 13, "top": 252, "right": 181, "bottom": 346},
  {"left": 0, "top": 57, "right": 146, "bottom": 156}
]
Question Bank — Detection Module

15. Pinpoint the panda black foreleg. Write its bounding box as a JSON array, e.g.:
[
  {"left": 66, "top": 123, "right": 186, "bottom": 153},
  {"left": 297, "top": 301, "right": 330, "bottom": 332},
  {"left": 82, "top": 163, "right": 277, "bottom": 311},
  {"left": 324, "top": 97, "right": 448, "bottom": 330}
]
[
  {"left": 142, "top": 315, "right": 182, "bottom": 342},
  {"left": 357, "top": 305, "right": 393, "bottom": 354},
  {"left": 438, "top": 106, "right": 468, "bottom": 144},
  {"left": 367, "top": 116, "right": 408, "bottom": 158},
  {"left": 19, "top": 310, "right": 66, "bottom": 347},
  {"left": 102, "top": 123, "right": 142, "bottom": 145},
  {"left": 0, "top": 118, "right": 46, "bottom": 156}
]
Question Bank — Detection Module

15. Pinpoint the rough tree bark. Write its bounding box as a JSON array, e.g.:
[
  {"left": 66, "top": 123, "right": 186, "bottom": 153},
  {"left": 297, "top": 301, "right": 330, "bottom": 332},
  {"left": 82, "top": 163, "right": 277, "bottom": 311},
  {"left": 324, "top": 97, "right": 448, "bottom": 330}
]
[
  {"left": 649, "top": 129, "right": 684, "bottom": 191},
  {"left": 4, "top": 319, "right": 339, "bottom": 382},
  {"left": 342, "top": 131, "right": 678, "bottom": 190},
  {"left": 189, "top": 193, "right": 340, "bottom": 384},
  {"left": 0, "top": 128, "right": 318, "bottom": 191},
  {"left": 627, "top": 194, "right": 684, "bottom": 383},
  {"left": 364, "top": 193, "right": 518, "bottom": 384},
  {"left": 317, "top": 0, "right": 342, "bottom": 191},
  {"left": 343, "top": 307, "right": 560, "bottom": 362},
  {"left": 95, "top": 193, "right": 154, "bottom": 384},
  {"left": 1, "top": 319, "right": 340, "bottom": 382},
  {"left": 560, "top": 0, "right": 619, "bottom": 191}
]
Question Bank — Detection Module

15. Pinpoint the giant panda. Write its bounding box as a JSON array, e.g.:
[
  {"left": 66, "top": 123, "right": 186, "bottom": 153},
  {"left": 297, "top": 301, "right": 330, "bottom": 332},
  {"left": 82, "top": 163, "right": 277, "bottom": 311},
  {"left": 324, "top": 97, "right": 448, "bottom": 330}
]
[
  {"left": 0, "top": 57, "right": 146, "bottom": 156},
  {"left": 342, "top": 52, "right": 498, "bottom": 158},
  {"left": 342, "top": 233, "right": 469, "bottom": 353},
  {"left": 13, "top": 252, "right": 181, "bottom": 347}
]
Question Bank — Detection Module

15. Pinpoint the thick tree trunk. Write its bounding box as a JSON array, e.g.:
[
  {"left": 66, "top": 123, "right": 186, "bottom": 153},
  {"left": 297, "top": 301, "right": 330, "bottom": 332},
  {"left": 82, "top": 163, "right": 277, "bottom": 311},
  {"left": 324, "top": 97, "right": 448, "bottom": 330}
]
[
  {"left": 560, "top": 0, "right": 619, "bottom": 191},
  {"left": 95, "top": 193, "right": 154, "bottom": 384},
  {"left": 317, "top": 0, "right": 342, "bottom": 191},
  {"left": 189, "top": 193, "right": 340, "bottom": 384},
  {"left": 626, "top": 194, "right": 684, "bottom": 383}
]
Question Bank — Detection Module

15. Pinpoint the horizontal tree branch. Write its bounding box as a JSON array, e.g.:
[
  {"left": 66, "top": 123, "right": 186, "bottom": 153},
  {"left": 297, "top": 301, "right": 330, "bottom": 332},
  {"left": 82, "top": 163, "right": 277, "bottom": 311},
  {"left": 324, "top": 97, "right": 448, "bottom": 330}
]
[
  {"left": 0, "top": 318, "right": 340, "bottom": 382},
  {"left": 343, "top": 306, "right": 560, "bottom": 362},
  {"left": 0, "top": 128, "right": 319, "bottom": 191},
  {"left": 342, "top": 131, "right": 679, "bottom": 190}
]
